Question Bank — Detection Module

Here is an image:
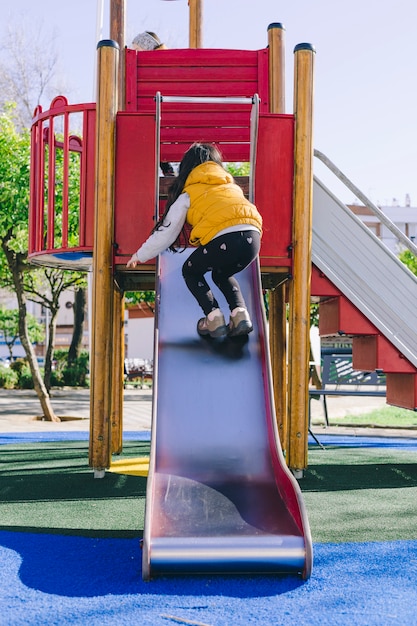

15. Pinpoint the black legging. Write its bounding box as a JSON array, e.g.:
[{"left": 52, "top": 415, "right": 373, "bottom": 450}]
[{"left": 182, "top": 230, "right": 261, "bottom": 316}]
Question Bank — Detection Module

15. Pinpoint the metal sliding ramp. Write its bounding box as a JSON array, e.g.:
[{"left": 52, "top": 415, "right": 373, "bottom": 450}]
[
  {"left": 142, "top": 249, "right": 312, "bottom": 580},
  {"left": 313, "top": 177, "right": 417, "bottom": 368}
]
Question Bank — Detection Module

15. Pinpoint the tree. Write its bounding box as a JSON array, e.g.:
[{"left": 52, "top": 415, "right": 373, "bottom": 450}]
[
  {"left": 68, "top": 287, "right": 87, "bottom": 364},
  {"left": 0, "top": 107, "right": 59, "bottom": 420},
  {"left": 399, "top": 249, "right": 417, "bottom": 276},
  {"left": 0, "top": 107, "right": 87, "bottom": 396},
  {"left": 0, "top": 307, "right": 43, "bottom": 360},
  {"left": 23, "top": 269, "right": 86, "bottom": 391},
  {"left": 0, "top": 20, "right": 66, "bottom": 129}
]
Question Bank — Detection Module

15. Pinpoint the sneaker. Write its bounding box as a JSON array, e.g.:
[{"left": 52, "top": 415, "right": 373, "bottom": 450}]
[
  {"left": 197, "top": 309, "right": 228, "bottom": 339},
  {"left": 228, "top": 307, "right": 253, "bottom": 336}
]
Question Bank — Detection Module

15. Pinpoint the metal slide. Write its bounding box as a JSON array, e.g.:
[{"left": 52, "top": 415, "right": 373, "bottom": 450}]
[
  {"left": 313, "top": 177, "right": 417, "bottom": 369},
  {"left": 142, "top": 250, "right": 313, "bottom": 580}
]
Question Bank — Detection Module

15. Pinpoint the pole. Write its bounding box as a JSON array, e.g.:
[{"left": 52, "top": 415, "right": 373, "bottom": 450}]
[
  {"left": 110, "top": 0, "right": 126, "bottom": 109},
  {"left": 109, "top": 0, "right": 126, "bottom": 453},
  {"left": 111, "top": 286, "right": 125, "bottom": 454},
  {"left": 189, "top": 0, "right": 203, "bottom": 48},
  {"left": 268, "top": 23, "right": 285, "bottom": 113},
  {"left": 89, "top": 40, "right": 119, "bottom": 475},
  {"left": 267, "top": 23, "right": 288, "bottom": 450},
  {"left": 287, "top": 43, "right": 315, "bottom": 474}
]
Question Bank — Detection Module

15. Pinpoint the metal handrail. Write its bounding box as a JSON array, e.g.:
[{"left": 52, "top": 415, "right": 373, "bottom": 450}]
[
  {"left": 314, "top": 149, "right": 417, "bottom": 257},
  {"left": 249, "top": 94, "right": 260, "bottom": 204},
  {"left": 160, "top": 96, "right": 255, "bottom": 105},
  {"left": 154, "top": 92, "right": 162, "bottom": 223}
]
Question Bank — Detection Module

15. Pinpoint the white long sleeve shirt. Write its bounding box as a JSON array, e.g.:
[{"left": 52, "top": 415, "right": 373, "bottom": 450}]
[
  {"left": 134, "top": 188, "right": 260, "bottom": 263},
  {"left": 135, "top": 193, "right": 190, "bottom": 262}
]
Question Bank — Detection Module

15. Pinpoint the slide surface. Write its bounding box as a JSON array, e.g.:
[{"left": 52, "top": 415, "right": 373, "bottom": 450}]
[{"left": 142, "top": 250, "right": 312, "bottom": 580}]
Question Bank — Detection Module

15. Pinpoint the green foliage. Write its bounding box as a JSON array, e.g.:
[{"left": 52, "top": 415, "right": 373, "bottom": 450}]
[
  {"left": 16, "top": 365, "right": 34, "bottom": 389},
  {"left": 399, "top": 249, "right": 417, "bottom": 276},
  {"left": 0, "top": 364, "right": 18, "bottom": 389},
  {"left": 9, "top": 358, "right": 34, "bottom": 389},
  {"left": 0, "top": 308, "right": 19, "bottom": 354},
  {"left": 310, "top": 303, "right": 319, "bottom": 327},
  {"left": 0, "top": 105, "right": 31, "bottom": 251},
  {"left": 45, "top": 138, "right": 82, "bottom": 248},
  {"left": 0, "top": 307, "right": 44, "bottom": 357},
  {"left": 50, "top": 349, "right": 89, "bottom": 388},
  {"left": 331, "top": 405, "right": 417, "bottom": 428},
  {"left": 225, "top": 162, "right": 250, "bottom": 177},
  {"left": 125, "top": 291, "right": 155, "bottom": 305}
]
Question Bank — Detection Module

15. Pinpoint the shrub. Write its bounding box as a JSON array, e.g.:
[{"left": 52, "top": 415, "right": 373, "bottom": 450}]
[
  {"left": 51, "top": 349, "right": 89, "bottom": 388},
  {"left": 0, "top": 364, "right": 18, "bottom": 389},
  {"left": 17, "top": 365, "right": 35, "bottom": 389}
]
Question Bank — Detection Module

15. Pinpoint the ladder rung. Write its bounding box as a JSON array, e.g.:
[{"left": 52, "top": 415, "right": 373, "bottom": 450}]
[{"left": 159, "top": 95, "right": 255, "bottom": 105}]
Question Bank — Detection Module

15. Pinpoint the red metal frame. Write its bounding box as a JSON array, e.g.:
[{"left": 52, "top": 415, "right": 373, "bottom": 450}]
[
  {"left": 125, "top": 48, "right": 269, "bottom": 112},
  {"left": 30, "top": 48, "right": 294, "bottom": 271},
  {"left": 29, "top": 96, "right": 96, "bottom": 263},
  {"left": 125, "top": 47, "right": 270, "bottom": 163},
  {"left": 114, "top": 47, "right": 294, "bottom": 268}
]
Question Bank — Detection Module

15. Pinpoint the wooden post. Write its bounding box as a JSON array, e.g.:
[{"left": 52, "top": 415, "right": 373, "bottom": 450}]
[
  {"left": 268, "top": 23, "right": 285, "bottom": 112},
  {"left": 89, "top": 40, "right": 119, "bottom": 475},
  {"left": 111, "top": 286, "right": 125, "bottom": 454},
  {"left": 189, "top": 0, "right": 203, "bottom": 48},
  {"left": 287, "top": 43, "right": 315, "bottom": 474},
  {"left": 110, "top": 0, "right": 126, "bottom": 453},
  {"left": 110, "top": 0, "right": 126, "bottom": 109},
  {"left": 267, "top": 23, "right": 288, "bottom": 450}
]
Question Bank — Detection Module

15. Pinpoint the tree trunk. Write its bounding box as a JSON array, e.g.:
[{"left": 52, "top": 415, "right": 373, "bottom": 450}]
[
  {"left": 6, "top": 246, "right": 59, "bottom": 421},
  {"left": 68, "top": 287, "right": 86, "bottom": 364},
  {"left": 44, "top": 309, "right": 58, "bottom": 393}
]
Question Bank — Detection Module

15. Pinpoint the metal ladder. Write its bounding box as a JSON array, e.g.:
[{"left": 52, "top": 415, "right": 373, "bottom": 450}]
[{"left": 153, "top": 92, "right": 261, "bottom": 222}]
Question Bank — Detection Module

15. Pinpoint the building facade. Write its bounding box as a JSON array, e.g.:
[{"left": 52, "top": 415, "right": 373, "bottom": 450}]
[{"left": 349, "top": 195, "right": 417, "bottom": 254}]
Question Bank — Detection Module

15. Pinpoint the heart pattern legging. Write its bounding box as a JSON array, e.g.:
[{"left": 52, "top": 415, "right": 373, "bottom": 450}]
[{"left": 181, "top": 229, "right": 261, "bottom": 316}]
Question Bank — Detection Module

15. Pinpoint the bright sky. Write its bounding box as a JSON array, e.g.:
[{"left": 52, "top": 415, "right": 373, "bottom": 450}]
[{"left": 3, "top": 0, "right": 417, "bottom": 207}]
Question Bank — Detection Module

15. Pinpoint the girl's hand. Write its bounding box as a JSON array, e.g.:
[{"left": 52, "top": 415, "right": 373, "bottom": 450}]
[{"left": 127, "top": 253, "right": 139, "bottom": 268}]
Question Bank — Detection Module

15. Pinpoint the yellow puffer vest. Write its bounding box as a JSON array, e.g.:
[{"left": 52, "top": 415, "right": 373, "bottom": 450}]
[{"left": 183, "top": 162, "right": 263, "bottom": 246}]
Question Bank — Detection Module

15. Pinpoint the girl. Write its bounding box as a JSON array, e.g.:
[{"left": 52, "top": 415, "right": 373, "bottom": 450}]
[
  {"left": 131, "top": 31, "right": 168, "bottom": 51},
  {"left": 131, "top": 32, "right": 174, "bottom": 177},
  {"left": 127, "top": 143, "right": 262, "bottom": 339}
]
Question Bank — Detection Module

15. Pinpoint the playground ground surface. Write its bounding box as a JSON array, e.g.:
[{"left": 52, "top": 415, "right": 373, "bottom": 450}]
[
  {"left": 0, "top": 386, "right": 415, "bottom": 438},
  {"left": 1, "top": 388, "right": 417, "bottom": 625}
]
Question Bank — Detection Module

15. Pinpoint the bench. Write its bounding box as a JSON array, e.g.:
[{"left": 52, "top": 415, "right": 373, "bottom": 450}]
[
  {"left": 124, "top": 358, "right": 153, "bottom": 389},
  {"left": 309, "top": 349, "right": 386, "bottom": 426}
]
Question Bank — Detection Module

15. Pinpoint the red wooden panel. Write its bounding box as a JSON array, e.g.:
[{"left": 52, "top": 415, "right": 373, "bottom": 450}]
[
  {"left": 319, "top": 296, "right": 379, "bottom": 336},
  {"left": 161, "top": 143, "right": 250, "bottom": 163},
  {"left": 125, "top": 48, "right": 138, "bottom": 111},
  {"left": 135, "top": 48, "right": 265, "bottom": 66},
  {"left": 114, "top": 113, "right": 156, "bottom": 264},
  {"left": 386, "top": 373, "right": 417, "bottom": 410},
  {"left": 256, "top": 114, "right": 294, "bottom": 267},
  {"left": 353, "top": 335, "right": 416, "bottom": 374},
  {"left": 114, "top": 112, "right": 295, "bottom": 265},
  {"left": 311, "top": 265, "right": 341, "bottom": 297},
  {"left": 138, "top": 82, "right": 260, "bottom": 100},
  {"left": 161, "top": 127, "right": 250, "bottom": 143},
  {"left": 137, "top": 65, "right": 259, "bottom": 83},
  {"left": 159, "top": 110, "right": 251, "bottom": 126},
  {"left": 158, "top": 105, "right": 253, "bottom": 162},
  {"left": 125, "top": 48, "right": 270, "bottom": 113}
]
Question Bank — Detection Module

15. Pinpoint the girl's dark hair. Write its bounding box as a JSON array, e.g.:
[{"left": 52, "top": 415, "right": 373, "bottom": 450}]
[{"left": 152, "top": 142, "right": 225, "bottom": 250}]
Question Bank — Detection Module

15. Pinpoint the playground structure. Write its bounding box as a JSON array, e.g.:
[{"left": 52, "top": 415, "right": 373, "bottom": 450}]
[{"left": 28, "top": 2, "right": 417, "bottom": 578}]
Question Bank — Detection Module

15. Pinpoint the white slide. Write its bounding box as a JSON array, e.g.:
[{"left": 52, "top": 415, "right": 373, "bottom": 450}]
[
  {"left": 313, "top": 177, "right": 417, "bottom": 368},
  {"left": 142, "top": 250, "right": 312, "bottom": 580}
]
